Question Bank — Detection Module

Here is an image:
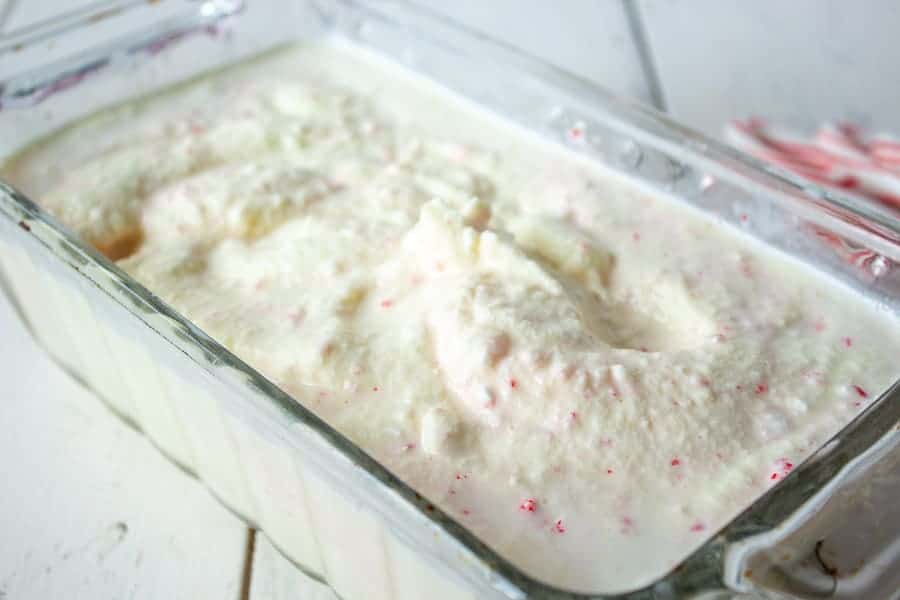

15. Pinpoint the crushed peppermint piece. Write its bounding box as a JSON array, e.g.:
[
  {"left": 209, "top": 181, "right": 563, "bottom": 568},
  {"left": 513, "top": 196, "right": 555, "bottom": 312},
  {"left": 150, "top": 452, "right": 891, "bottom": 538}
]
[
  {"left": 553, "top": 519, "right": 566, "bottom": 534},
  {"left": 519, "top": 498, "right": 538, "bottom": 513}
]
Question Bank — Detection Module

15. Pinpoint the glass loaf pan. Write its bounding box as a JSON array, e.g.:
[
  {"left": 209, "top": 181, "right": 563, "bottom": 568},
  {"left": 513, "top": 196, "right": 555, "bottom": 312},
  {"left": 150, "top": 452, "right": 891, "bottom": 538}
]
[{"left": 0, "top": 1, "right": 898, "bottom": 598}]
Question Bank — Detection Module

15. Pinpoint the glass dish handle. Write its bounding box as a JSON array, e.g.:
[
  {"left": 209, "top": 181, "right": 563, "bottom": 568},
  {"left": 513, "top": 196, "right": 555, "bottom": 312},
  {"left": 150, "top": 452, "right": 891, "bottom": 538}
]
[{"left": 716, "top": 381, "right": 900, "bottom": 598}]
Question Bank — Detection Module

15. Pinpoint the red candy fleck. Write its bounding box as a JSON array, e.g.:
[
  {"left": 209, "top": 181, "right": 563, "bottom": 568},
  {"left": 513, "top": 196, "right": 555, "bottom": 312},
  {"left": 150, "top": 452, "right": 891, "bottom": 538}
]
[
  {"left": 632, "top": 231, "right": 641, "bottom": 242},
  {"left": 740, "top": 214, "right": 749, "bottom": 222},
  {"left": 372, "top": 386, "right": 379, "bottom": 392},
  {"left": 606, "top": 469, "right": 614, "bottom": 475},
  {"left": 774, "top": 458, "right": 794, "bottom": 479},
  {"left": 671, "top": 458, "right": 681, "bottom": 467},
  {"left": 814, "top": 319, "right": 826, "bottom": 332},
  {"left": 509, "top": 378, "right": 519, "bottom": 389},
  {"left": 852, "top": 385, "right": 868, "bottom": 398},
  {"left": 843, "top": 336, "right": 853, "bottom": 348},
  {"left": 690, "top": 522, "right": 706, "bottom": 532},
  {"left": 519, "top": 498, "right": 538, "bottom": 513},
  {"left": 567, "top": 126, "right": 584, "bottom": 142},
  {"left": 380, "top": 299, "right": 393, "bottom": 308},
  {"left": 462, "top": 509, "right": 471, "bottom": 516},
  {"left": 755, "top": 382, "right": 769, "bottom": 395},
  {"left": 455, "top": 473, "right": 468, "bottom": 481},
  {"left": 553, "top": 519, "right": 566, "bottom": 534}
]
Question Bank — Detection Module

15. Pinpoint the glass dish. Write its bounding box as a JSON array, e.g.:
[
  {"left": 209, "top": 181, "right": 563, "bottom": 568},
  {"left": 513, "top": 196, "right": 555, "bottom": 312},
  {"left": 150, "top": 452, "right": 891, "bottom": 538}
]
[{"left": 0, "top": 1, "right": 897, "bottom": 598}]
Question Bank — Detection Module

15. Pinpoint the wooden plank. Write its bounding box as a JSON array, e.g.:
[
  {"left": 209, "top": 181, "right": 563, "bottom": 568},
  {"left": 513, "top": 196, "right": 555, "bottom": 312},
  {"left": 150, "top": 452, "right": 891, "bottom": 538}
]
[
  {"left": 250, "top": 534, "right": 338, "bottom": 600},
  {"left": 0, "top": 294, "right": 249, "bottom": 600}
]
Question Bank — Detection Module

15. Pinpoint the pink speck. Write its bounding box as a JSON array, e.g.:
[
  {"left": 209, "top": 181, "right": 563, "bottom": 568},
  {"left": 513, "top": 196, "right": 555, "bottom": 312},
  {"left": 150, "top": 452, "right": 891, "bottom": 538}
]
[
  {"left": 814, "top": 319, "right": 827, "bottom": 332},
  {"left": 735, "top": 384, "right": 744, "bottom": 391},
  {"left": 567, "top": 126, "right": 584, "bottom": 142},
  {"left": 690, "top": 522, "right": 706, "bottom": 532},
  {"left": 553, "top": 519, "right": 566, "bottom": 534},
  {"left": 842, "top": 336, "right": 853, "bottom": 348},
  {"left": 568, "top": 411, "right": 578, "bottom": 422},
  {"left": 606, "top": 468, "right": 614, "bottom": 475},
  {"left": 803, "top": 371, "right": 824, "bottom": 385},
  {"left": 755, "top": 382, "right": 769, "bottom": 395},
  {"left": 509, "top": 378, "right": 519, "bottom": 390},
  {"left": 462, "top": 509, "right": 471, "bottom": 516},
  {"left": 317, "top": 390, "right": 329, "bottom": 399},
  {"left": 372, "top": 386, "right": 379, "bottom": 392},
  {"left": 739, "top": 214, "right": 749, "bottom": 222},
  {"left": 519, "top": 498, "right": 538, "bottom": 513},
  {"left": 775, "top": 458, "right": 794, "bottom": 478},
  {"left": 699, "top": 377, "right": 711, "bottom": 387},
  {"left": 632, "top": 231, "right": 641, "bottom": 242},
  {"left": 599, "top": 438, "right": 614, "bottom": 448},
  {"left": 671, "top": 458, "right": 681, "bottom": 467},
  {"left": 401, "top": 443, "right": 416, "bottom": 452},
  {"left": 852, "top": 385, "right": 868, "bottom": 398},
  {"left": 380, "top": 299, "right": 394, "bottom": 308},
  {"left": 455, "top": 473, "right": 468, "bottom": 481},
  {"left": 770, "top": 473, "right": 779, "bottom": 480},
  {"left": 639, "top": 346, "right": 649, "bottom": 353}
]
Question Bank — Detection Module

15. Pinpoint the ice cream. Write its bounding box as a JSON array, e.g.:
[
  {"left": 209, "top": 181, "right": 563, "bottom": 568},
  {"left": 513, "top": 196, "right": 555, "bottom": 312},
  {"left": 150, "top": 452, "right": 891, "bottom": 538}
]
[{"left": 5, "top": 41, "right": 898, "bottom": 592}]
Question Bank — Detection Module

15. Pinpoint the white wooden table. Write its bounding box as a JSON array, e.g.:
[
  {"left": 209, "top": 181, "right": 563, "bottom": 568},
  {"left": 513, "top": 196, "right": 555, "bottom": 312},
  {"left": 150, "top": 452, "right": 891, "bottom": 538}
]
[{"left": 0, "top": 293, "right": 337, "bottom": 600}]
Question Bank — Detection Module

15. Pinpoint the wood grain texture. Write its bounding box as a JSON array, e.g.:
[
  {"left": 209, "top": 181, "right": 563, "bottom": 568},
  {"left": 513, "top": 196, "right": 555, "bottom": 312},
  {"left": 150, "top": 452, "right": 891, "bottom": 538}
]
[
  {"left": 638, "top": 0, "right": 900, "bottom": 136},
  {"left": 0, "top": 294, "right": 249, "bottom": 600},
  {"left": 249, "top": 534, "right": 338, "bottom": 600}
]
